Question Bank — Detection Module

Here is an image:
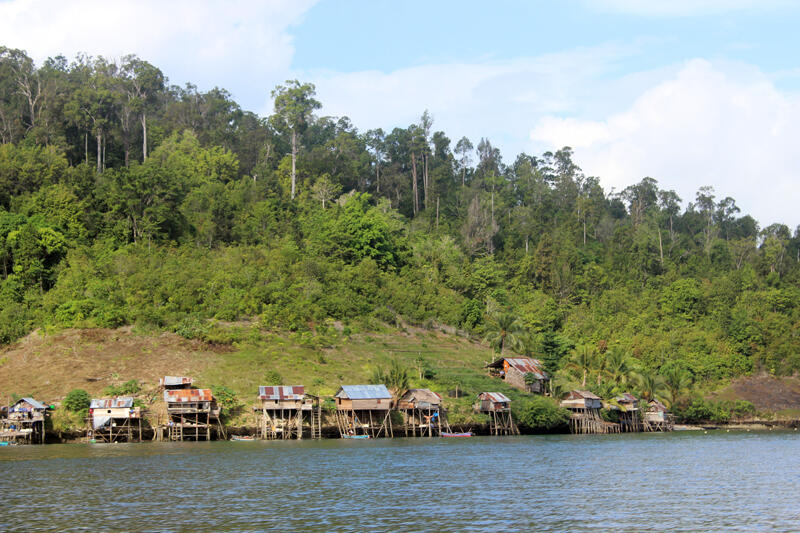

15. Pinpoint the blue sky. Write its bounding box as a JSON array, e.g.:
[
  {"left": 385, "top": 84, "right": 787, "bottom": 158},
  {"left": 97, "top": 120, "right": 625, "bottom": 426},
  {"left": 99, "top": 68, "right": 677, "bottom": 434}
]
[{"left": 2, "top": 0, "right": 800, "bottom": 227}]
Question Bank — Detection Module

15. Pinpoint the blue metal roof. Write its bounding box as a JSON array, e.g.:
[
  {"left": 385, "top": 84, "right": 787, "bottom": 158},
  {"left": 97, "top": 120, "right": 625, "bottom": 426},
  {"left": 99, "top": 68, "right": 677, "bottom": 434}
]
[
  {"left": 16, "top": 397, "right": 46, "bottom": 410},
  {"left": 335, "top": 385, "right": 392, "bottom": 400}
]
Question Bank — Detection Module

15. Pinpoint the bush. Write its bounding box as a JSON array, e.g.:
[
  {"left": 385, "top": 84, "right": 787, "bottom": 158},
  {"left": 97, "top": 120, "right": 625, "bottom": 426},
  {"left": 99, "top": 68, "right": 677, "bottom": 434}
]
[
  {"left": 211, "top": 385, "right": 241, "bottom": 417},
  {"left": 103, "top": 379, "right": 141, "bottom": 396},
  {"left": 513, "top": 396, "right": 570, "bottom": 431},
  {"left": 63, "top": 389, "right": 90, "bottom": 413}
]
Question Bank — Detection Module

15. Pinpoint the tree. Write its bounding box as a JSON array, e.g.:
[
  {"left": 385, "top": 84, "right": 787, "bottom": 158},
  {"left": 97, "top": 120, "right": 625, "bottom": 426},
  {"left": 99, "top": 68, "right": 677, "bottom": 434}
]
[
  {"left": 484, "top": 311, "right": 525, "bottom": 355},
  {"left": 636, "top": 371, "right": 668, "bottom": 403},
  {"left": 311, "top": 174, "right": 341, "bottom": 209},
  {"left": 661, "top": 365, "right": 692, "bottom": 407},
  {"left": 455, "top": 136, "right": 473, "bottom": 186},
  {"left": 565, "top": 344, "right": 595, "bottom": 387},
  {"left": 271, "top": 80, "right": 321, "bottom": 199}
]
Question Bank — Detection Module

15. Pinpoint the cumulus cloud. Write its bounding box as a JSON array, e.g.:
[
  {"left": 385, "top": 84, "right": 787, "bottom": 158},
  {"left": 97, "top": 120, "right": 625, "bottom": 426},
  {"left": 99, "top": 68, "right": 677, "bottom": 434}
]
[
  {"left": 531, "top": 59, "right": 800, "bottom": 228},
  {"left": 0, "top": 0, "right": 317, "bottom": 105}
]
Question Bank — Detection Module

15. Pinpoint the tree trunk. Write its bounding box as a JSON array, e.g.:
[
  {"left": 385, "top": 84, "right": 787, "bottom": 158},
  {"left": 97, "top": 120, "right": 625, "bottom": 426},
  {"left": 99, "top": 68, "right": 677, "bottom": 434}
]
[
  {"left": 436, "top": 196, "right": 439, "bottom": 229},
  {"left": 141, "top": 112, "right": 148, "bottom": 161},
  {"left": 96, "top": 131, "right": 102, "bottom": 173},
  {"left": 423, "top": 153, "right": 429, "bottom": 210},
  {"left": 375, "top": 160, "right": 380, "bottom": 194},
  {"left": 85, "top": 132, "right": 88, "bottom": 165},
  {"left": 291, "top": 129, "right": 297, "bottom": 199},
  {"left": 658, "top": 228, "right": 664, "bottom": 265},
  {"left": 411, "top": 152, "right": 419, "bottom": 215}
]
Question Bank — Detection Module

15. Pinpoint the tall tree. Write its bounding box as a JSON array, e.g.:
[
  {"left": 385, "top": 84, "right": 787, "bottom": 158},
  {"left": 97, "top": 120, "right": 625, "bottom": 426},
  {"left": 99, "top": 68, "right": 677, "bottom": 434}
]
[{"left": 271, "top": 80, "right": 320, "bottom": 199}]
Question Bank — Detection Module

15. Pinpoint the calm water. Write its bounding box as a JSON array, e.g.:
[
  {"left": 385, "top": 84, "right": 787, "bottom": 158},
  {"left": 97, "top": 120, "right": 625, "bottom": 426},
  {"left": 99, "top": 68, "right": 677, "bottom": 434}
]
[{"left": 1, "top": 431, "right": 799, "bottom": 532}]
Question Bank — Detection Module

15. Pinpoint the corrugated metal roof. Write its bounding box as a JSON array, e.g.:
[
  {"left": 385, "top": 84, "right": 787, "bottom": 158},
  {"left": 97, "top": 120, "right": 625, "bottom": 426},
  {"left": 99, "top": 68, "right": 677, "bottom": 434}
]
[
  {"left": 335, "top": 385, "right": 392, "bottom": 400},
  {"left": 648, "top": 399, "right": 668, "bottom": 412},
  {"left": 258, "top": 386, "right": 305, "bottom": 400},
  {"left": 616, "top": 393, "right": 638, "bottom": 404},
  {"left": 90, "top": 397, "right": 134, "bottom": 409},
  {"left": 161, "top": 376, "right": 193, "bottom": 387},
  {"left": 478, "top": 392, "right": 511, "bottom": 403},
  {"left": 14, "top": 397, "right": 47, "bottom": 410},
  {"left": 398, "top": 389, "right": 442, "bottom": 406},
  {"left": 567, "top": 390, "right": 601, "bottom": 401},
  {"left": 164, "top": 389, "right": 213, "bottom": 403},
  {"left": 486, "top": 357, "right": 550, "bottom": 380}
]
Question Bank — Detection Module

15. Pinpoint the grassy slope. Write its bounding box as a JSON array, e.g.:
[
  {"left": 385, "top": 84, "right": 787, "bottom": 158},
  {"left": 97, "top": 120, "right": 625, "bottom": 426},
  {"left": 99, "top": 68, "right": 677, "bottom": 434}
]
[{"left": 0, "top": 324, "right": 525, "bottom": 427}]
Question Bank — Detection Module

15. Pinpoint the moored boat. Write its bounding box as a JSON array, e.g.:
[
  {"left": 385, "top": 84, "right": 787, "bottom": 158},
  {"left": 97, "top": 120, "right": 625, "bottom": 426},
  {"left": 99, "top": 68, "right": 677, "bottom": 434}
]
[{"left": 441, "top": 432, "right": 472, "bottom": 437}]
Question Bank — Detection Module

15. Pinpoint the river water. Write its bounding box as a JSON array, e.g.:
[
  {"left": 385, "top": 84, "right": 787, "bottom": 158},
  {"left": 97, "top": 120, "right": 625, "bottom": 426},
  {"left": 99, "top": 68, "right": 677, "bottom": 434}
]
[{"left": 1, "top": 431, "right": 799, "bottom": 532}]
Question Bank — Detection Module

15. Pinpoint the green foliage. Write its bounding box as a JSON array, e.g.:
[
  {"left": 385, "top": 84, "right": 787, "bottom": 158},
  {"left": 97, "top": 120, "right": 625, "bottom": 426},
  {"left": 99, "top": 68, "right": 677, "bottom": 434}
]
[
  {"left": 103, "top": 379, "right": 141, "bottom": 396},
  {"left": 264, "top": 370, "right": 283, "bottom": 385},
  {"left": 513, "top": 396, "right": 570, "bottom": 431},
  {"left": 63, "top": 389, "right": 90, "bottom": 413},
  {"left": 211, "top": 385, "right": 241, "bottom": 417},
  {"left": 369, "top": 358, "right": 409, "bottom": 392}
]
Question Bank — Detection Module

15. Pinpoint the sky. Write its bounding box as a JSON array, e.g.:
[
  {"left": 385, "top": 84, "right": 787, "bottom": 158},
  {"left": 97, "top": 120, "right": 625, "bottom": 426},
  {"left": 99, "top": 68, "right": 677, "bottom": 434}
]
[{"left": 1, "top": 0, "right": 800, "bottom": 228}]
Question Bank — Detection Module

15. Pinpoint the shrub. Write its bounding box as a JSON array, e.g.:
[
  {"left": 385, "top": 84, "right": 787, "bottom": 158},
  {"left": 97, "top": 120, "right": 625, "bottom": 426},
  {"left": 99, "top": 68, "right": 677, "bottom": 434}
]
[
  {"left": 211, "top": 385, "right": 241, "bottom": 417},
  {"left": 103, "top": 379, "right": 141, "bottom": 396},
  {"left": 63, "top": 389, "right": 90, "bottom": 413},
  {"left": 513, "top": 396, "right": 570, "bottom": 431}
]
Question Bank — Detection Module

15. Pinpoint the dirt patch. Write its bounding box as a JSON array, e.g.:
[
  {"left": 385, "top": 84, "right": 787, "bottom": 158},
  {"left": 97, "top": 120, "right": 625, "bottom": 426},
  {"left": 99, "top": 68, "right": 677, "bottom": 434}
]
[
  {"left": 711, "top": 373, "right": 800, "bottom": 411},
  {"left": 0, "top": 328, "right": 227, "bottom": 402}
]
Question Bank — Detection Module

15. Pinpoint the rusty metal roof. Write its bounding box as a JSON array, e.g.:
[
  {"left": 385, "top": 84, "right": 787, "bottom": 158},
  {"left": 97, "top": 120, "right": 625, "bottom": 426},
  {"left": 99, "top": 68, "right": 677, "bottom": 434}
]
[
  {"left": 478, "top": 392, "right": 511, "bottom": 403},
  {"left": 335, "top": 385, "right": 392, "bottom": 400},
  {"left": 567, "top": 390, "right": 601, "bottom": 401},
  {"left": 258, "top": 386, "right": 305, "bottom": 400},
  {"left": 163, "top": 389, "right": 213, "bottom": 403},
  {"left": 616, "top": 393, "right": 638, "bottom": 404},
  {"left": 161, "top": 376, "right": 193, "bottom": 387},
  {"left": 486, "top": 357, "right": 549, "bottom": 380},
  {"left": 648, "top": 399, "right": 668, "bottom": 412},
  {"left": 90, "top": 397, "right": 134, "bottom": 409}
]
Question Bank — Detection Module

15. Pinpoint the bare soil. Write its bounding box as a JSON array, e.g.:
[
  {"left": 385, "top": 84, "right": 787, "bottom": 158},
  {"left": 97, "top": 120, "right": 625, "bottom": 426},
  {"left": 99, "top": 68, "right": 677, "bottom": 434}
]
[{"left": 711, "top": 373, "right": 800, "bottom": 411}]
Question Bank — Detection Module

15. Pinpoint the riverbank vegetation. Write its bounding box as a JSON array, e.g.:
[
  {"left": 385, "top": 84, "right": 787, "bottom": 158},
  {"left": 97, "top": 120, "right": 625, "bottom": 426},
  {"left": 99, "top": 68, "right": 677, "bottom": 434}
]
[{"left": 1, "top": 46, "right": 800, "bottom": 425}]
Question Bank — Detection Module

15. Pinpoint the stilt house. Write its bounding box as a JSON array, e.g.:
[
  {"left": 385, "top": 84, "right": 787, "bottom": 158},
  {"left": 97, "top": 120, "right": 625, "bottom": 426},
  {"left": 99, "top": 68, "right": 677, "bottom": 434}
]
[
  {"left": 612, "top": 393, "right": 641, "bottom": 433},
  {"left": 562, "top": 390, "right": 619, "bottom": 434},
  {"left": 644, "top": 399, "right": 671, "bottom": 431},
  {"left": 396, "top": 388, "right": 450, "bottom": 437},
  {"left": 474, "top": 392, "right": 519, "bottom": 435},
  {"left": 162, "top": 379, "right": 219, "bottom": 441},
  {"left": 334, "top": 385, "right": 393, "bottom": 438},
  {"left": 1, "top": 397, "right": 48, "bottom": 444},
  {"left": 485, "top": 357, "right": 549, "bottom": 394},
  {"left": 256, "top": 386, "right": 321, "bottom": 440},
  {"left": 88, "top": 397, "right": 142, "bottom": 443}
]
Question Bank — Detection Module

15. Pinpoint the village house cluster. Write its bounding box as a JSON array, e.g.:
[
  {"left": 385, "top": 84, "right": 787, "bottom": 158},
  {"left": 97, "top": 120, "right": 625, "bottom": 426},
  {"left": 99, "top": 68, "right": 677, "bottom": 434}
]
[{"left": 1, "top": 356, "right": 671, "bottom": 445}]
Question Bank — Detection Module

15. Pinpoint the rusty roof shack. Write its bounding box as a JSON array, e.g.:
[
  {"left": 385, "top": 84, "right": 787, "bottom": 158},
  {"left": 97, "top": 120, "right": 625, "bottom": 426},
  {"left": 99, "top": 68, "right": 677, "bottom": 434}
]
[
  {"left": 396, "top": 389, "right": 451, "bottom": 437},
  {"left": 334, "top": 385, "right": 393, "bottom": 438},
  {"left": 474, "top": 392, "right": 518, "bottom": 435},
  {"left": 160, "top": 376, "right": 193, "bottom": 389},
  {"left": 88, "top": 397, "right": 142, "bottom": 443},
  {"left": 1, "top": 397, "right": 48, "bottom": 444},
  {"left": 486, "top": 357, "right": 550, "bottom": 394},
  {"left": 255, "top": 386, "right": 321, "bottom": 440},
  {"left": 162, "top": 384, "right": 220, "bottom": 441},
  {"left": 561, "top": 390, "right": 619, "bottom": 434},
  {"left": 606, "top": 393, "right": 642, "bottom": 433}
]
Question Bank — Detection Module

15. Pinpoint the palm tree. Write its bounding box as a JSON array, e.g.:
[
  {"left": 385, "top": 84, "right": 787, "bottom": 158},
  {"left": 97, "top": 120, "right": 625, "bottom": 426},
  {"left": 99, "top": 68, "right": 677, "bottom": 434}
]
[
  {"left": 484, "top": 312, "right": 525, "bottom": 355},
  {"left": 603, "top": 347, "right": 636, "bottom": 387},
  {"left": 565, "top": 344, "right": 595, "bottom": 387},
  {"left": 661, "top": 366, "right": 693, "bottom": 407},
  {"left": 636, "top": 371, "right": 669, "bottom": 403}
]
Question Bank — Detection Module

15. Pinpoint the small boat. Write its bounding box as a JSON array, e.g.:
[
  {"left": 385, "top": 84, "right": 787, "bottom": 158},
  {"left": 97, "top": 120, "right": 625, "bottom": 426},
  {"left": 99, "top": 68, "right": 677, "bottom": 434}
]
[
  {"left": 442, "top": 432, "right": 473, "bottom": 437},
  {"left": 342, "top": 434, "right": 371, "bottom": 439},
  {"left": 230, "top": 435, "right": 256, "bottom": 441}
]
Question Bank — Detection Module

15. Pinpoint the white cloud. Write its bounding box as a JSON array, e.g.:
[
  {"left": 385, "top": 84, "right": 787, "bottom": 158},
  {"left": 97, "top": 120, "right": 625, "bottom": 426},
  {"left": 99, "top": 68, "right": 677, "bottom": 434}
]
[
  {"left": 591, "top": 0, "right": 794, "bottom": 17},
  {"left": 531, "top": 59, "right": 800, "bottom": 229},
  {"left": 0, "top": 0, "right": 317, "bottom": 105},
  {"left": 303, "top": 43, "right": 640, "bottom": 158}
]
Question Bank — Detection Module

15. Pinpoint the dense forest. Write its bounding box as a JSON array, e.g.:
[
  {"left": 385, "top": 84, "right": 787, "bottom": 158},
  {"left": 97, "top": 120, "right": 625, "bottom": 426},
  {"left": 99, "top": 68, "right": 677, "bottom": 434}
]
[{"left": 1, "top": 46, "right": 799, "bottom": 408}]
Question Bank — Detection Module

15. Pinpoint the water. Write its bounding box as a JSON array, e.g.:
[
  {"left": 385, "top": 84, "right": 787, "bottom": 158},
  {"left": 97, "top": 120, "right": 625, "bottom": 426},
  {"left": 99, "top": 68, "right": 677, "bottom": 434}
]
[{"left": 1, "top": 431, "right": 799, "bottom": 532}]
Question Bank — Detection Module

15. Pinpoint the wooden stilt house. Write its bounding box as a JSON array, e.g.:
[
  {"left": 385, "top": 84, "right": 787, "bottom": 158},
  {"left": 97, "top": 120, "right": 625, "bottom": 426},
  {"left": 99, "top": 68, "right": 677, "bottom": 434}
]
[
  {"left": 612, "top": 393, "right": 642, "bottom": 433},
  {"left": 485, "top": 357, "right": 550, "bottom": 394},
  {"left": 561, "top": 390, "right": 619, "bottom": 434},
  {"left": 396, "top": 389, "right": 450, "bottom": 437},
  {"left": 334, "top": 385, "right": 393, "bottom": 438},
  {"left": 255, "top": 386, "right": 321, "bottom": 440},
  {"left": 0, "top": 397, "right": 48, "bottom": 444},
  {"left": 644, "top": 399, "right": 672, "bottom": 432},
  {"left": 88, "top": 397, "right": 142, "bottom": 443},
  {"left": 161, "top": 377, "right": 220, "bottom": 441},
  {"left": 475, "top": 392, "right": 519, "bottom": 435}
]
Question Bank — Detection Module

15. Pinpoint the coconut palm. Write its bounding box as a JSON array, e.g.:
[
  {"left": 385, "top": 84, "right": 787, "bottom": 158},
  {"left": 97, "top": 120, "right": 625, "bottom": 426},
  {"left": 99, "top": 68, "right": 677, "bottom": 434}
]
[
  {"left": 603, "top": 347, "right": 637, "bottom": 387},
  {"left": 565, "top": 344, "right": 595, "bottom": 387},
  {"left": 661, "top": 365, "right": 693, "bottom": 407},
  {"left": 484, "top": 311, "right": 525, "bottom": 355},
  {"left": 635, "top": 371, "right": 669, "bottom": 403}
]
